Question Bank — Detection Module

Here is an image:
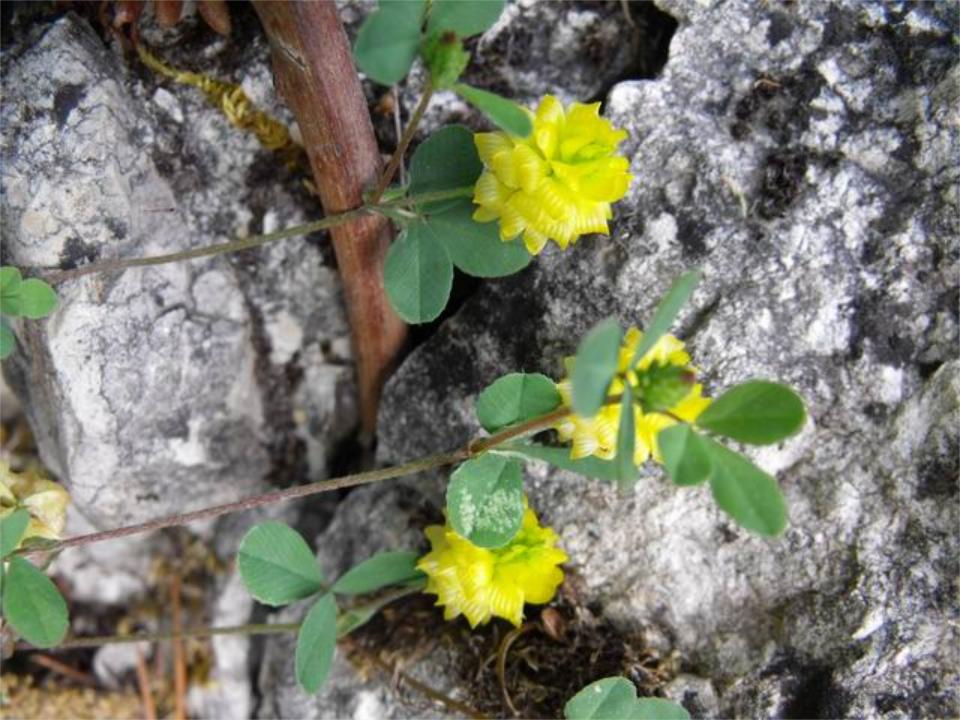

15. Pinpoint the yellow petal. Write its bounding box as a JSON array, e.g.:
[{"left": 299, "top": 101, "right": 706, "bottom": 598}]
[{"left": 475, "top": 132, "right": 514, "bottom": 165}]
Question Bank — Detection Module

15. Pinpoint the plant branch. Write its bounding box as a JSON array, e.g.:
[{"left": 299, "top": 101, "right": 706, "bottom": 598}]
[
  {"left": 370, "top": 81, "right": 434, "bottom": 205},
  {"left": 23, "top": 449, "right": 468, "bottom": 558},
  {"left": 20, "top": 400, "right": 576, "bottom": 559},
  {"left": 35, "top": 622, "right": 302, "bottom": 650},
  {"left": 41, "top": 187, "right": 472, "bottom": 284}
]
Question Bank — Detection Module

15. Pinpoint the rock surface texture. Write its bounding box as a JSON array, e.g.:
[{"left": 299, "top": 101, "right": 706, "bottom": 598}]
[
  {"left": 266, "top": 0, "right": 959, "bottom": 718},
  {"left": 2, "top": 0, "right": 957, "bottom": 718},
  {"left": 1, "top": 10, "right": 356, "bottom": 529},
  {"left": 2, "top": 8, "right": 354, "bottom": 716}
]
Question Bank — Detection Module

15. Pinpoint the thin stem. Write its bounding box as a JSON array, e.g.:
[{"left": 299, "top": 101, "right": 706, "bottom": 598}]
[
  {"left": 20, "top": 399, "right": 577, "bottom": 560},
  {"left": 43, "top": 622, "right": 301, "bottom": 650},
  {"left": 369, "top": 81, "right": 434, "bottom": 204},
  {"left": 45, "top": 210, "right": 365, "bottom": 284},
  {"left": 42, "top": 186, "right": 472, "bottom": 285},
  {"left": 23, "top": 450, "right": 468, "bottom": 558}
]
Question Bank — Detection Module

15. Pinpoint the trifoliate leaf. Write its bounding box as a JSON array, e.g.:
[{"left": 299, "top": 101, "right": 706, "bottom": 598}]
[
  {"left": 453, "top": 83, "right": 532, "bottom": 137},
  {"left": 383, "top": 223, "right": 453, "bottom": 324},
  {"left": 447, "top": 454, "right": 524, "bottom": 548},
  {"left": 425, "top": 199, "right": 532, "bottom": 277},
  {"left": 696, "top": 381, "right": 806, "bottom": 445},
  {"left": 295, "top": 593, "right": 338, "bottom": 693},
  {"left": 0, "top": 509, "right": 31, "bottom": 557},
  {"left": 564, "top": 676, "right": 691, "bottom": 720},
  {"left": 704, "top": 438, "right": 788, "bottom": 536},
  {"left": 331, "top": 551, "right": 423, "bottom": 595},
  {"left": 571, "top": 317, "right": 622, "bottom": 417},
  {"left": 2, "top": 556, "right": 69, "bottom": 648},
  {"left": 657, "top": 424, "right": 711, "bottom": 486},
  {"left": 353, "top": 0, "right": 426, "bottom": 86},
  {"left": 409, "top": 125, "right": 482, "bottom": 214},
  {"left": 427, "top": 0, "right": 505, "bottom": 38},
  {"left": 475, "top": 372, "right": 561, "bottom": 433},
  {"left": 237, "top": 521, "right": 324, "bottom": 606},
  {"left": 18, "top": 278, "right": 57, "bottom": 319},
  {"left": 630, "top": 270, "right": 701, "bottom": 367}
]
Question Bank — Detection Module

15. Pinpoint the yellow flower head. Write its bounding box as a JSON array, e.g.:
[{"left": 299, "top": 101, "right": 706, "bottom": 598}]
[
  {"left": 554, "top": 328, "right": 712, "bottom": 465},
  {"left": 472, "top": 95, "right": 633, "bottom": 255},
  {"left": 417, "top": 503, "right": 567, "bottom": 627},
  {"left": 0, "top": 462, "right": 70, "bottom": 548}
]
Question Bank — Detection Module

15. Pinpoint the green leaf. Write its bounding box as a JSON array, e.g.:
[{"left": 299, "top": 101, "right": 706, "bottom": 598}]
[
  {"left": 332, "top": 551, "right": 423, "bottom": 595},
  {"left": 425, "top": 199, "right": 532, "bottom": 277},
  {"left": 696, "top": 381, "right": 806, "bottom": 445},
  {"left": 0, "top": 267, "right": 23, "bottom": 317},
  {"left": 353, "top": 0, "right": 426, "bottom": 86},
  {"left": 475, "top": 372, "right": 561, "bottom": 432},
  {"left": 634, "top": 699, "right": 693, "bottom": 720},
  {"left": 704, "top": 438, "right": 788, "bottom": 536},
  {"left": 383, "top": 223, "right": 453, "bottom": 324},
  {"left": 1, "top": 509, "right": 30, "bottom": 558},
  {"left": 453, "top": 83, "right": 532, "bottom": 137},
  {"left": 571, "top": 317, "right": 622, "bottom": 417},
  {"left": 237, "top": 521, "right": 324, "bottom": 607},
  {"left": 0, "top": 267, "right": 22, "bottom": 294},
  {"left": 446, "top": 454, "right": 524, "bottom": 548},
  {"left": 428, "top": 0, "right": 505, "bottom": 38},
  {"left": 564, "top": 677, "right": 690, "bottom": 720},
  {"left": 295, "top": 593, "right": 338, "bottom": 694},
  {"left": 630, "top": 270, "right": 701, "bottom": 367},
  {"left": 421, "top": 32, "right": 470, "bottom": 89},
  {"left": 2, "top": 556, "right": 69, "bottom": 648},
  {"left": 0, "top": 318, "right": 14, "bottom": 359},
  {"left": 409, "top": 125, "right": 483, "bottom": 214},
  {"left": 18, "top": 279, "right": 57, "bottom": 319},
  {"left": 657, "top": 424, "right": 711, "bottom": 487},
  {"left": 615, "top": 385, "right": 638, "bottom": 491},
  {"left": 498, "top": 443, "right": 619, "bottom": 482}
]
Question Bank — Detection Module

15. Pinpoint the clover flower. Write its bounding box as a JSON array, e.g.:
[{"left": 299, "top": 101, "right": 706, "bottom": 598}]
[
  {"left": 0, "top": 462, "right": 70, "bottom": 548},
  {"left": 417, "top": 503, "right": 567, "bottom": 627},
  {"left": 472, "top": 95, "right": 633, "bottom": 255},
  {"left": 554, "top": 328, "right": 711, "bottom": 464}
]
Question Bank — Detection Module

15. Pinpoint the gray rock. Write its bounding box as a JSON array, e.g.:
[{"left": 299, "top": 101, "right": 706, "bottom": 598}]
[
  {"left": 1, "top": 12, "right": 356, "bottom": 531},
  {"left": 366, "top": 0, "right": 959, "bottom": 717}
]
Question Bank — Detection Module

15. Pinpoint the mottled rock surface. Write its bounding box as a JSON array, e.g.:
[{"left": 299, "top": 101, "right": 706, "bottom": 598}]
[
  {"left": 265, "top": 0, "right": 958, "bottom": 718},
  {"left": 1, "top": 10, "right": 356, "bottom": 529},
  {"left": 2, "top": 9, "right": 354, "bottom": 718}
]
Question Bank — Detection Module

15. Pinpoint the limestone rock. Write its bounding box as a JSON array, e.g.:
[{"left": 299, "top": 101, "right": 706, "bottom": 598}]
[
  {"left": 364, "top": 0, "right": 959, "bottom": 717},
  {"left": 0, "top": 11, "right": 356, "bottom": 530}
]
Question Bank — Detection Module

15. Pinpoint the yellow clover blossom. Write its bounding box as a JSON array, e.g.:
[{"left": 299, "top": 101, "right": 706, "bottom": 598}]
[
  {"left": 472, "top": 95, "right": 633, "bottom": 255},
  {"left": 417, "top": 504, "right": 567, "bottom": 627},
  {"left": 0, "top": 462, "right": 70, "bottom": 548},
  {"left": 554, "top": 328, "right": 712, "bottom": 465}
]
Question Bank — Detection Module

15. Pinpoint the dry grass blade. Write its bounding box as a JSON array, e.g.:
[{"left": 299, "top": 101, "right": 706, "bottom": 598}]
[{"left": 135, "top": 645, "right": 158, "bottom": 720}]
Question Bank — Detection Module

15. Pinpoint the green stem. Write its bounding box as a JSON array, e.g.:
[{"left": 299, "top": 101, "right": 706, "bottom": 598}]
[
  {"left": 20, "top": 403, "right": 574, "bottom": 559},
  {"left": 50, "top": 622, "right": 301, "bottom": 650},
  {"left": 369, "top": 81, "right": 434, "bottom": 205},
  {"left": 43, "top": 186, "right": 472, "bottom": 284},
  {"left": 36, "top": 585, "right": 423, "bottom": 651}
]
